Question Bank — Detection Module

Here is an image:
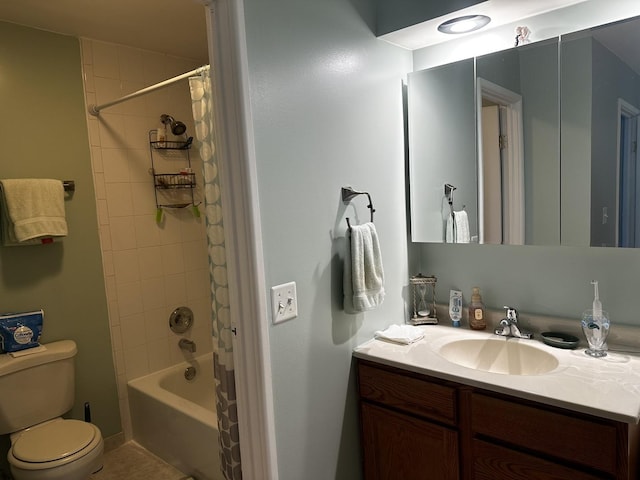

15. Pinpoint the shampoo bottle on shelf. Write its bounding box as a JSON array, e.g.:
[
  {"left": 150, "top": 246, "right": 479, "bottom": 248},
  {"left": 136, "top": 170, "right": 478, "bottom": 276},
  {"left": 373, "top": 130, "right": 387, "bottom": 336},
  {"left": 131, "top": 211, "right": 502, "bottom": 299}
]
[
  {"left": 469, "top": 287, "right": 486, "bottom": 330},
  {"left": 157, "top": 123, "right": 167, "bottom": 147}
]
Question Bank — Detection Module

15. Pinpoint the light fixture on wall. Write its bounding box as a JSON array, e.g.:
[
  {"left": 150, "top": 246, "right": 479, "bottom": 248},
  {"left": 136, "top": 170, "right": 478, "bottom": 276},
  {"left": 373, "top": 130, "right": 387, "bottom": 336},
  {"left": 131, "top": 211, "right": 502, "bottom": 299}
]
[{"left": 437, "top": 15, "right": 491, "bottom": 34}]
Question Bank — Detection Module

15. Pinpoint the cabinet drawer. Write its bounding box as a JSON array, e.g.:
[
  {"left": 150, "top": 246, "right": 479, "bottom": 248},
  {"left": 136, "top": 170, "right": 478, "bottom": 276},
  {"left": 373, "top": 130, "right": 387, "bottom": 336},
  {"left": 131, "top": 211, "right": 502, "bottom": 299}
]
[
  {"left": 470, "top": 393, "right": 619, "bottom": 474},
  {"left": 471, "top": 439, "right": 605, "bottom": 480},
  {"left": 362, "top": 402, "right": 459, "bottom": 480},
  {"left": 358, "top": 362, "right": 456, "bottom": 425}
]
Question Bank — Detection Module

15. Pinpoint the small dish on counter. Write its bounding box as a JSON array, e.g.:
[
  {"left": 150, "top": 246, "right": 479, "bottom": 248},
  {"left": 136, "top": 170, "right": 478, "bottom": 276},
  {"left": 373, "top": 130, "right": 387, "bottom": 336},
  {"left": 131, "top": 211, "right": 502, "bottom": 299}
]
[{"left": 540, "top": 331, "right": 580, "bottom": 349}]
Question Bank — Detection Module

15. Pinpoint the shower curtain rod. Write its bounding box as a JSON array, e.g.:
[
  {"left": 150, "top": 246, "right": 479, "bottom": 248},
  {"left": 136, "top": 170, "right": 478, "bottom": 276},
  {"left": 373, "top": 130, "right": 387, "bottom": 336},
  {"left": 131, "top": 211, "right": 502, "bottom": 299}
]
[{"left": 88, "top": 64, "right": 210, "bottom": 116}]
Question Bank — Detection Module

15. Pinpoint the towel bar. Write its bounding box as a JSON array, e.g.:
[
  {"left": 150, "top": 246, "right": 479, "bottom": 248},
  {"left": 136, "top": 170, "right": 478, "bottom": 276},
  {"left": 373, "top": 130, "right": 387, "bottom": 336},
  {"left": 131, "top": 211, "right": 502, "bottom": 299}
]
[
  {"left": 341, "top": 186, "right": 375, "bottom": 229},
  {"left": 63, "top": 180, "right": 75, "bottom": 192}
]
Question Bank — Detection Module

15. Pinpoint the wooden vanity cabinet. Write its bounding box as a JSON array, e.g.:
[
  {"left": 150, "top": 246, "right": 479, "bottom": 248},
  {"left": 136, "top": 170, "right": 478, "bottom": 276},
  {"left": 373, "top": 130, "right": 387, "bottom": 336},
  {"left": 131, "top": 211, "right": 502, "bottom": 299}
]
[
  {"left": 356, "top": 360, "right": 640, "bottom": 480},
  {"left": 358, "top": 362, "right": 459, "bottom": 479}
]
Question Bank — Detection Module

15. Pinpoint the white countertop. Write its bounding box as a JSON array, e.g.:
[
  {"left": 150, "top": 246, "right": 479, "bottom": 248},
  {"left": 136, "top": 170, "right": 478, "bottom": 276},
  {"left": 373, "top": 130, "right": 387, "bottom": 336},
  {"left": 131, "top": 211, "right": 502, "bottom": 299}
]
[{"left": 353, "top": 325, "right": 640, "bottom": 424}]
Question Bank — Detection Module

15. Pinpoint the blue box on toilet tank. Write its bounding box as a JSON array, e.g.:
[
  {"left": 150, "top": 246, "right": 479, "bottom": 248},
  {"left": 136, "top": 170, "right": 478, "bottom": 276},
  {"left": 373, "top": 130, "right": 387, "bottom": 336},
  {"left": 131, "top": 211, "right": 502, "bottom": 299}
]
[{"left": 0, "top": 310, "right": 43, "bottom": 353}]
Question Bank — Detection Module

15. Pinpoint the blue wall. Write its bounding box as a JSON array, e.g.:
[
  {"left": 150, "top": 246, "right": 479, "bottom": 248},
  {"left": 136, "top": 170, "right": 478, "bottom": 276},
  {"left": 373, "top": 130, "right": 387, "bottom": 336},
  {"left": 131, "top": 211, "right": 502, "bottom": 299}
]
[
  {"left": 239, "top": 1, "right": 640, "bottom": 478},
  {"left": 242, "top": 0, "right": 411, "bottom": 478}
]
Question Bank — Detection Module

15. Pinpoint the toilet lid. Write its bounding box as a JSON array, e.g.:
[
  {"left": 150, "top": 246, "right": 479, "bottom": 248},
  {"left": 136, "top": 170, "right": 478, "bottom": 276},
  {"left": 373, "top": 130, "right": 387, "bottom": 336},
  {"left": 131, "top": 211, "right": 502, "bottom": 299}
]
[{"left": 12, "top": 420, "right": 96, "bottom": 463}]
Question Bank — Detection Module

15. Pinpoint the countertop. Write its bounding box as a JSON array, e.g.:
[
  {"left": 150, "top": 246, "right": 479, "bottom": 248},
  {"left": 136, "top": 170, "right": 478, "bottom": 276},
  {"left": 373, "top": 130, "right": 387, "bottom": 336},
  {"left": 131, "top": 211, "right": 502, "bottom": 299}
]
[{"left": 353, "top": 324, "right": 640, "bottom": 424}]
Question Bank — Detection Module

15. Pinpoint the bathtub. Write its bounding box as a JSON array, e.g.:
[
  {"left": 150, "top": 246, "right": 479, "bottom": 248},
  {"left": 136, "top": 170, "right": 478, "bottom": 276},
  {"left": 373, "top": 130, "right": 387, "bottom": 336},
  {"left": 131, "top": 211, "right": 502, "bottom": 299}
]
[{"left": 127, "top": 352, "right": 223, "bottom": 480}]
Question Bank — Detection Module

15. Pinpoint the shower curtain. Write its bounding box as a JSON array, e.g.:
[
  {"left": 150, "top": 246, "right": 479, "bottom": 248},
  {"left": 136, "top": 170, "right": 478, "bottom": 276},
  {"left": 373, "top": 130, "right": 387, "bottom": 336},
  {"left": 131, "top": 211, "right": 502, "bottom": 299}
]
[{"left": 190, "top": 69, "right": 242, "bottom": 480}]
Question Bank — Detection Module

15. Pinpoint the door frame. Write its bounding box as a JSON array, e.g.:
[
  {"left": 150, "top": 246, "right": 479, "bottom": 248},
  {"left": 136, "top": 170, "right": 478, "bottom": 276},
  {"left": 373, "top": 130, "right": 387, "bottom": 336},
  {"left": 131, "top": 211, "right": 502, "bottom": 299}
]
[
  {"left": 476, "top": 78, "right": 525, "bottom": 245},
  {"left": 616, "top": 98, "right": 640, "bottom": 247},
  {"left": 203, "top": 1, "right": 279, "bottom": 479}
]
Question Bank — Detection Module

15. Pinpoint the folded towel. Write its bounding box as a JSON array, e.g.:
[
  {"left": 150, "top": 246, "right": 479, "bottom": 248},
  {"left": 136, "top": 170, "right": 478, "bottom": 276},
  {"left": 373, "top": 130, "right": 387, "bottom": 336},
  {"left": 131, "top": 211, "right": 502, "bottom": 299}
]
[
  {"left": 445, "top": 210, "right": 470, "bottom": 244},
  {"left": 375, "top": 324, "right": 424, "bottom": 345},
  {"left": 343, "top": 233, "right": 355, "bottom": 313},
  {"left": 9, "top": 345, "right": 47, "bottom": 358},
  {"left": 344, "top": 222, "right": 385, "bottom": 313},
  {"left": 0, "top": 179, "right": 68, "bottom": 245}
]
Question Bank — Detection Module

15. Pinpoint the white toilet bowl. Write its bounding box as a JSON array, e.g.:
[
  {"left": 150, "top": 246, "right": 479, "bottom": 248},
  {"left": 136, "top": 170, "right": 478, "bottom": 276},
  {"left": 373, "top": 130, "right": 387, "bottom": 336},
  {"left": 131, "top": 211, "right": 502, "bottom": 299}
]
[{"left": 8, "top": 418, "right": 104, "bottom": 480}]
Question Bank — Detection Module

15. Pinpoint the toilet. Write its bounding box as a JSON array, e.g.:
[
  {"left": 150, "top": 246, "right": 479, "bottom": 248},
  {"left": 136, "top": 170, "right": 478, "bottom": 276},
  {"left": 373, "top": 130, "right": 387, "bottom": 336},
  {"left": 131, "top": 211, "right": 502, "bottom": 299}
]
[{"left": 0, "top": 340, "right": 104, "bottom": 480}]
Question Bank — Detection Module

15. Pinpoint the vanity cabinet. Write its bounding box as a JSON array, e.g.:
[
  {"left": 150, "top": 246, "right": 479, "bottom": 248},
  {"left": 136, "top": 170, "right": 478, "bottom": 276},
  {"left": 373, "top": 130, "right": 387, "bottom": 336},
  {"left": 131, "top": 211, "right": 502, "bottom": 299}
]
[
  {"left": 358, "top": 362, "right": 459, "bottom": 479},
  {"left": 357, "top": 360, "right": 639, "bottom": 480}
]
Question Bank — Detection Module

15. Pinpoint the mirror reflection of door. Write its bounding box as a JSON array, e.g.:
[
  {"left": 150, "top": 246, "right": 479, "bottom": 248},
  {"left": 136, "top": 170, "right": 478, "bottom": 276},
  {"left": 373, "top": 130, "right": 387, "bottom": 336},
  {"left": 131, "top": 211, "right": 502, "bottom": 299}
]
[
  {"left": 477, "top": 78, "right": 525, "bottom": 245},
  {"left": 618, "top": 99, "right": 640, "bottom": 247},
  {"left": 481, "top": 104, "right": 503, "bottom": 244}
]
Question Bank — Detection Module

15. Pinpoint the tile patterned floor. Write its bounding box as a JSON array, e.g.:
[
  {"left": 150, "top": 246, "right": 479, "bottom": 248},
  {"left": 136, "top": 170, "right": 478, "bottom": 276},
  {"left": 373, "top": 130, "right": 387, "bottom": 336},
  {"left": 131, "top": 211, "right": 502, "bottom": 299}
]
[{"left": 90, "top": 441, "right": 188, "bottom": 480}]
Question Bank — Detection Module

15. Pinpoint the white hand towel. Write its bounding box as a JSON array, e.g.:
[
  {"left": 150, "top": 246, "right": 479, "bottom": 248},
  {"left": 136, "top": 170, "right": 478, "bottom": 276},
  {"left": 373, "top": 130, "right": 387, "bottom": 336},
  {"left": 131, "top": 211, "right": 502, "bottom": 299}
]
[
  {"left": 0, "top": 179, "right": 68, "bottom": 245},
  {"left": 445, "top": 210, "right": 470, "bottom": 244},
  {"left": 344, "top": 222, "right": 385, "bottom": 313},
  {"left": 375, "top": 324, "right": 424, "bottom": 345},
  {"left": 343, "top": 232, "right": 355, "bottom": 314}
]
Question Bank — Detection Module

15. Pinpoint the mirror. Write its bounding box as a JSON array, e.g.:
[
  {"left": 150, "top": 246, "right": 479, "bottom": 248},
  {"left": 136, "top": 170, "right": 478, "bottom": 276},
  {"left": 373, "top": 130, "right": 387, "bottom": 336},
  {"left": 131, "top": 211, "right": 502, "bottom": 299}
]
[
  {"left": 476, "top": 38, "right": 559, "bottom": 246},
  {"left": 409, "top": 14, "right": 640, "bottom": 247},
  {"left": 561, "top": 16, "right": 640, "bottom": 247},
  {"left": 408, "top": 59, "right": 477, "bottom": 243}
]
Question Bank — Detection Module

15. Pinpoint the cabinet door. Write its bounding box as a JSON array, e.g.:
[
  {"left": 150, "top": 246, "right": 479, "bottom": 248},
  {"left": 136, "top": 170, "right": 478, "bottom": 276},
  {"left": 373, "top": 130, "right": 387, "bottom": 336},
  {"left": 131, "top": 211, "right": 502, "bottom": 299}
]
[
  {"left": 361, "top": 402, "right": 459, "bottom": 480},
  {"left": 471, "top": 439, "right": 605, "bottom": 480}
]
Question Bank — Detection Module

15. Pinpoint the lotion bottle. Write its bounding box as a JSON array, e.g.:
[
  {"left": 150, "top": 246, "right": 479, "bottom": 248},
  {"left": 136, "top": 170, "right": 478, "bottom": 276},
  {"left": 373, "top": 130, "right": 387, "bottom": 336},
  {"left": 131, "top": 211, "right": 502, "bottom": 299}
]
[
  {"left": 469, "top": 287, "right": 486, "bottom": 330},
  {"left": 157, "top": 123, "right": 167, "bottom": 147}
]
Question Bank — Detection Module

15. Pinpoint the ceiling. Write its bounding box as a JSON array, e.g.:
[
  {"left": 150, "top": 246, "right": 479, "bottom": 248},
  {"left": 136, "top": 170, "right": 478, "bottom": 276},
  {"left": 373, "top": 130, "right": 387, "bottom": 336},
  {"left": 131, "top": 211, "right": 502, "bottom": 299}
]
[
  {"left": 0, "top": 0, "right": 586, "bottom": 61},
  {"left": 0, "top": 0, "right": 209, "bottom": 63},
  {"left": 2, "top": 0, "right": 638, "bottom": 75},
  {"left": 380, "top": 0, "right": 589, "bottom": 50}
]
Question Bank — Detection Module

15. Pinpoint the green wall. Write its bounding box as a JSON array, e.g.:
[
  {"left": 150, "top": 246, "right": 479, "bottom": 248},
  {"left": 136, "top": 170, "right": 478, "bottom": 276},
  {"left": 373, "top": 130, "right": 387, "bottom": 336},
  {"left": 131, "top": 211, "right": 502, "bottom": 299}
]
[{"left": 0, "top": 22, "right": 120, "bottom": 437}]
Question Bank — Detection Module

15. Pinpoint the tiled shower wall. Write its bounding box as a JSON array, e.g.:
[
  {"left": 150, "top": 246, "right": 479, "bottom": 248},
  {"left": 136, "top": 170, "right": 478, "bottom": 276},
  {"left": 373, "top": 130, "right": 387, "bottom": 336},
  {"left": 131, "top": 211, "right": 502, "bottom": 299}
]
[{"left": 80, "top": 38, "right": 212, "bottom": 439}]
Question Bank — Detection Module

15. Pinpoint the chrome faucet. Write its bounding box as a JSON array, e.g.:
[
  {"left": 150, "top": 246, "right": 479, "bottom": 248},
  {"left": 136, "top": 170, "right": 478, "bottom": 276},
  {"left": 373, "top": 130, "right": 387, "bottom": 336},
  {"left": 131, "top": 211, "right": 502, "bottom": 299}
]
[
  {"left": 494, "top": 306, "right": 533, "bottom": 339},
  {"left": 179, "top": 338, "right": 196, "bottom": 353}
]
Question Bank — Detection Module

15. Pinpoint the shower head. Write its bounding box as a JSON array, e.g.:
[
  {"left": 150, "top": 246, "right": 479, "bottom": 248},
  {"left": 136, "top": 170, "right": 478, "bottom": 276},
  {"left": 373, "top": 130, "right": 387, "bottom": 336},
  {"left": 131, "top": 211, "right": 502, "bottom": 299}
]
[{"left": 160, "top": 114, "right": 187, "bottom": 136}]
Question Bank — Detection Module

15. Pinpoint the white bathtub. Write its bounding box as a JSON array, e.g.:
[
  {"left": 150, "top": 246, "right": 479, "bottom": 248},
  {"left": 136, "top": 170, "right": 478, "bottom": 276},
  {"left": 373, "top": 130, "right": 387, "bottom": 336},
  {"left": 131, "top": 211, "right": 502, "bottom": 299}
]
[{"left": 127, "top": 353, "right": 223, "bottom": 480}]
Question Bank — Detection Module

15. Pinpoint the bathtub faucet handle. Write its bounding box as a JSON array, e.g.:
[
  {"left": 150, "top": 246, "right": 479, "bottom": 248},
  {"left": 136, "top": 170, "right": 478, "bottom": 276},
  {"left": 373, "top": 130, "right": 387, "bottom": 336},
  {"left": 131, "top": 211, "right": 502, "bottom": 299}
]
[{"left": 179, "top": 338, "right": 196, "bottom": 353}]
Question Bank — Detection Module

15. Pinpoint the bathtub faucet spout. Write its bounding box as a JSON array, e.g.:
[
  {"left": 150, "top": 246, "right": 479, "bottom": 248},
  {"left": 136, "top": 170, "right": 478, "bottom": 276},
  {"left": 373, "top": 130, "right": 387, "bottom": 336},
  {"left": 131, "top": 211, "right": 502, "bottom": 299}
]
[{"left": 179, "top": 338, "right": 196, "bottom": 353}]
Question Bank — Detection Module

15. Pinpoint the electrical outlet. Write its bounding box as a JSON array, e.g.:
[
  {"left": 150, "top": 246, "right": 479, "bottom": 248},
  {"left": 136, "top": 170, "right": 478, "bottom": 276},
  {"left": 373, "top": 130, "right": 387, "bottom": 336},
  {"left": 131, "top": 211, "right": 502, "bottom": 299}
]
[{"left": 271, "top": 281, "right": 298, "bottom": 324}]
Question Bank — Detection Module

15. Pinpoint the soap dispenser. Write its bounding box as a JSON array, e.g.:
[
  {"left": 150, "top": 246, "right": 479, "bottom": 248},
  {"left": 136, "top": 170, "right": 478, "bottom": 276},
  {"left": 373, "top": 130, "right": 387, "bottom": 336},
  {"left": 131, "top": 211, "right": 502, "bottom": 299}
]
[{"left": 469, "top": 287, "right": 487, "bottom": 330}]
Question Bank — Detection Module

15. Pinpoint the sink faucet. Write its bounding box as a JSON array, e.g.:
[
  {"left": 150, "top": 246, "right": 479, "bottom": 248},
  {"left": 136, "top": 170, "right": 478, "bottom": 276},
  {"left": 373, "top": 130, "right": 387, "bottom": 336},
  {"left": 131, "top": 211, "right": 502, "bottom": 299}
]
[
  {"left": 179, "top": 338, "right": 196, "bottom": 353},
  {"left": 494, "top": 306, "right": 533, "bottom": 339}
]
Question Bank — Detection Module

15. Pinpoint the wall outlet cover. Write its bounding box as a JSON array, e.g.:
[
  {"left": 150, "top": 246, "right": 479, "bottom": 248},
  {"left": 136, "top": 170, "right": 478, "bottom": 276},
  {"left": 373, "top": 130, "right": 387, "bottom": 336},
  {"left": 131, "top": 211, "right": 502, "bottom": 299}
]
[{"left": 271, "top": 281, "right": 298, "bottom": 324}]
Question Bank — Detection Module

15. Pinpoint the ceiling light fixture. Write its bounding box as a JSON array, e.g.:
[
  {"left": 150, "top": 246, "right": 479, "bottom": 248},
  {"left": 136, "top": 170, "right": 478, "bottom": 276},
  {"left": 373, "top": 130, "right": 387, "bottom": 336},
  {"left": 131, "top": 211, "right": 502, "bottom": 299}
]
[{"left": 438, "top": 15, "right": 491, "bottom": 34}]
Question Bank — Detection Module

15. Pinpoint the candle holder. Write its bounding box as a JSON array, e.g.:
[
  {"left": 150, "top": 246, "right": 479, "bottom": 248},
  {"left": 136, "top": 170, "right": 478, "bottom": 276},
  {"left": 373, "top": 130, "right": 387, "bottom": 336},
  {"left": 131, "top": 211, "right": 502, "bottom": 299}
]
[{"left": 409, "top": 274, "right": 437, "bottom": 325}]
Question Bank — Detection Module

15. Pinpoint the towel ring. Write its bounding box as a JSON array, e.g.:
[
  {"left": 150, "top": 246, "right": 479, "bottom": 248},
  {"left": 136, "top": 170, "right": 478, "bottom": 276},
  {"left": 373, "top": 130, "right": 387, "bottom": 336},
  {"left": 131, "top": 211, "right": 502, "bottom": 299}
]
[{"left": 342, "top": 186, "right": 375, "bottom": 229}]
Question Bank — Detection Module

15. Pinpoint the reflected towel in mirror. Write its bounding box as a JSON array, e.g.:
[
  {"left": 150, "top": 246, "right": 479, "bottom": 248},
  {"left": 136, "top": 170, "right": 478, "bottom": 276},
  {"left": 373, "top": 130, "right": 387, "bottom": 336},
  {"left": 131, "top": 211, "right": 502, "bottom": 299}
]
[{"left": 446, "top": 210, "right": 470, "bottom": 244}]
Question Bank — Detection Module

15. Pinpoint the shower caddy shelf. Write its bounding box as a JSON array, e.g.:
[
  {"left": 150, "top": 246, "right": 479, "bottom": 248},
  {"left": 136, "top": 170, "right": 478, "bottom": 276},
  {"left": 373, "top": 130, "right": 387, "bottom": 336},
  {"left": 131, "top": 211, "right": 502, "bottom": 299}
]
[{"left": 148, "top": 129, "right": 200, "bottom": 220}]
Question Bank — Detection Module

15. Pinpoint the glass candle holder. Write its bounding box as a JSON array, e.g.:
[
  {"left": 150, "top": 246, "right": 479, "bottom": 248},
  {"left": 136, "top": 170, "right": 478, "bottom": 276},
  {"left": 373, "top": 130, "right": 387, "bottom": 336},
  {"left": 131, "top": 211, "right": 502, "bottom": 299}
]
[{"left": 580, "top": 309, "right": 610, "bottom": 358}]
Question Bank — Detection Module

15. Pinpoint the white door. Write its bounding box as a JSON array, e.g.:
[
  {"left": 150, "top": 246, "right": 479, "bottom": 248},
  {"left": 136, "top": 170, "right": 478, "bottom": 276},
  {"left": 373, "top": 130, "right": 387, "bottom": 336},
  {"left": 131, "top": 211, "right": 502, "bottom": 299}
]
[
  {"left": 619, "top": 111, "right": 640, "bottom": 247},
  {"left": 481, "top": 105, "right": 503, "bottom": 244}
]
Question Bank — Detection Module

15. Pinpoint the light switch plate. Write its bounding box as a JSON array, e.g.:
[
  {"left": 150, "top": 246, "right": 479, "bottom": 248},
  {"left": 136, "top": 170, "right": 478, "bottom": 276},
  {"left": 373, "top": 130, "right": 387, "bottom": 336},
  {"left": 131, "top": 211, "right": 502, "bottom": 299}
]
[{"left": 271, "top": 281, "right": 298, "bottom": 324}]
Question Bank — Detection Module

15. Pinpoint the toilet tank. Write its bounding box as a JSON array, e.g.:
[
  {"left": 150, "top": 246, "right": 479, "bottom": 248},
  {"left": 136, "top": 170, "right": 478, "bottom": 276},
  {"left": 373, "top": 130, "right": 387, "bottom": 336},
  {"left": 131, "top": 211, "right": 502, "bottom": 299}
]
[{"left": 0, "top": 340, "right": 77, "bottom": 434}]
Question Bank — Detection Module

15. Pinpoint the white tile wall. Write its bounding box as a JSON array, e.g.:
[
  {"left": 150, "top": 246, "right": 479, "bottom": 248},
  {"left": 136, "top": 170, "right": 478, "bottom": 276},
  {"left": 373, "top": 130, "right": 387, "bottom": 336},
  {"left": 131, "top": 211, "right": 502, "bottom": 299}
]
[{"left": 80, "top": 38, "right": 212, "bottom": 440}]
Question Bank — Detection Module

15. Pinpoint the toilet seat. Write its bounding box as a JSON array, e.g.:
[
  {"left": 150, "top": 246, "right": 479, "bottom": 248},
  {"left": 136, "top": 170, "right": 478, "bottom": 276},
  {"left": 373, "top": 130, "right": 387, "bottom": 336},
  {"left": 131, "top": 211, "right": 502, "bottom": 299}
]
[
  {"left": 13, "top": 420, "right": 96, "bottom": 463},
  {"left": 9, "top": 419, "right": 102, "bottom": 471}
]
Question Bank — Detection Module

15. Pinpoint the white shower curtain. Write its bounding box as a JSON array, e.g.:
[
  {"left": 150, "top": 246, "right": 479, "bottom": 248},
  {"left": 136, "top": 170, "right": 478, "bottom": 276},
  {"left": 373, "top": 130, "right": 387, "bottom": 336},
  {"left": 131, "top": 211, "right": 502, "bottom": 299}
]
[{"left": 190, "top": 69, "right": 242, "bottom": 480}]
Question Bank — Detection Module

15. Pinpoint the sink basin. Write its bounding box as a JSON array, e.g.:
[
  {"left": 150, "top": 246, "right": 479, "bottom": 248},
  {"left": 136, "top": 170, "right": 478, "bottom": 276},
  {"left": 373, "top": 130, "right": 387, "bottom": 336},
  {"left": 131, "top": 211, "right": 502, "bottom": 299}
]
[{"left": 437, "top": 337, "right": 559, "bottom": 375}]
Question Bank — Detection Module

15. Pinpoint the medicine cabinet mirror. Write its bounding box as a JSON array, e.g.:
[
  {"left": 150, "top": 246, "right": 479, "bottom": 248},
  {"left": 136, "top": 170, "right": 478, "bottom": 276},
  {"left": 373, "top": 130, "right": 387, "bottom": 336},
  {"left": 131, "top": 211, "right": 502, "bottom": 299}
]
[{"left": 408, "top": 14, "right": 640, "bottom": 248}]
